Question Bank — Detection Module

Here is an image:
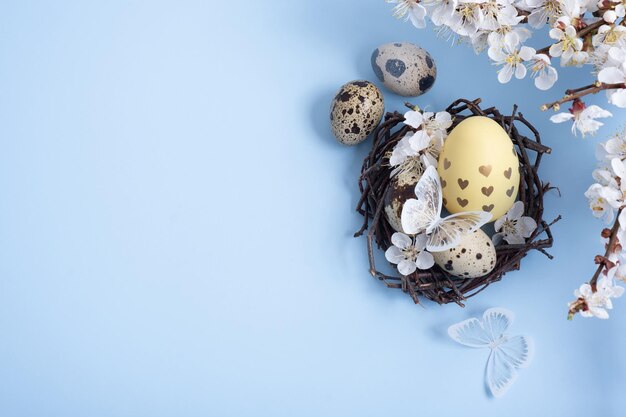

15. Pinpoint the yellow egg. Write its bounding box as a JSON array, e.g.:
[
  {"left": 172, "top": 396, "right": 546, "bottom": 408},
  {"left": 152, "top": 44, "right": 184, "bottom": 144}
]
[{"left": 437, "top": 116, "right": 520, "bottom": 221}]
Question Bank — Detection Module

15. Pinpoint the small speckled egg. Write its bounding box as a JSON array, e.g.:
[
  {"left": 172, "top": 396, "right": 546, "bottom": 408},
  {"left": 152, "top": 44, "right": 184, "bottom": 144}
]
[
  {"left": 437, "top": 116, "right": 520, "bottom": 220},
  {"left": 371, "top": 42, "right": 436, "bottom": 97},
  {"left": 384, "top": 169, "right": 421, "bottom": 232},
  {"left": 330, "top": 80, "right": 384, "bottom": 145},
  {"left": 432, "top": 230, "right": 497, "bottom": 278}
]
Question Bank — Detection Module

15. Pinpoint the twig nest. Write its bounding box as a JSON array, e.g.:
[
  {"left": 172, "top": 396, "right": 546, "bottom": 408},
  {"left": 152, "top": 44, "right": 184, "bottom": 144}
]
[
  {"left": 330, "top": 80, "right": 384, "bottom": 145},
  {"left": 354, "top": 98, "right": 558, "bottom": 306},
  {"left": 432, "top": 230, "right": 497, "bottom": 278},
  {"left": 371, "top": 42, "right": 436, "bottom": 97}
]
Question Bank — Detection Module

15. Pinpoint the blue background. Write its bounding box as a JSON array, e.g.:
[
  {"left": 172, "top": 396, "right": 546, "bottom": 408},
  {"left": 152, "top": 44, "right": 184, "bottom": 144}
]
[{"left": 0, "top": 1, "right": 624, "bottom": 416}]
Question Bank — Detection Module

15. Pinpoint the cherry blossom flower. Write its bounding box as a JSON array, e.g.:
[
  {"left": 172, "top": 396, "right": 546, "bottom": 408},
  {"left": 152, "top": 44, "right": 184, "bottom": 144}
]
[
  {"left": 555, "top": 0, "right": 585, "bottom": 27},
  {"left": 389, "top": 110, "right": 451, "bottom": 177},
  {"left": 492, "top": 201, "right": 537, "bottom": 244},
  {"left": 600, "top": 131, "right": 626, "bottom": 160},
  {"left": 572, "top": 273, "right": 624, "bottom": 319},
  {"left": 480, "top": 0, "right": 523, "bottom": 31},
  {"left": 484, "top": 26, "right": 531, "bottom": 51},
  {"left": 549, "top": 24, "right": 588, "bottom": 66},
  {"left": 446, "top": 0, "right": 486, "bottom": 36},
  {"left": 428, "top": 0, "right": 458, "bottom": 26},
  {"left": 518, "top": 0, "right": 563, "bottom": 29},
  {"left": 523, "top": 48, "right": 558, "bottom": 90},
  {"left": 488, "top": 35, "right": 534, "bottom": 83},
  {"left": 385, "top": 232, "right": 435, "bottom": 275},
  {"left": 385, "top": 0, "right": 626, "bottom": 140},
  {"left": 403, "top": 109, "right": 453, "bottom": 143},
  {"left": 585, "top": 183, "right": 619, "bottom": 223},
  {"left": 389, "top": 132, "right": 439, "bottom": 177},
  {"left": 550, "top": 100, "right": 612, "bottom": 136},
  {"left": 598, "top": 48, "right": 626, "bottom": 108},
  {"left": 387, "top": 0, "right": 428, "bottom": 28}
]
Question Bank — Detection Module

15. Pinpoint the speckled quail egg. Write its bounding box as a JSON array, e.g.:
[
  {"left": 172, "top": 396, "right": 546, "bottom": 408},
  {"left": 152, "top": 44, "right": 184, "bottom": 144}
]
[
  {"left": 384, "top": 169, "right": 421, "bottom": 233},
  {"left": 371, "top": 42, "right": 436, "bottom": 97},
  {"left": 330, "top": 80, "right": 384, "bottom": 145},
  {"left": 432, "top": 229, "right": 497, "bottom": 278}
]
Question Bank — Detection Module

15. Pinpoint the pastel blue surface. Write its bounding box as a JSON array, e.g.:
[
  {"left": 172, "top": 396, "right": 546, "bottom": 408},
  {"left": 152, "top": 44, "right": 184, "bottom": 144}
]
[{"left": 1, "top": 1, "right": 625, "bottom": 416}]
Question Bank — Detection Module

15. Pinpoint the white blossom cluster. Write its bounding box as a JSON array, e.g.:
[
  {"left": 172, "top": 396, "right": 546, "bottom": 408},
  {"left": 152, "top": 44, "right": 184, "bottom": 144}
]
[
  {"left": 389, "top": 109, "right": 453, "bottom": 177},
  {"left": 387, "top": 0, "right": 626, "bottom": 136},
  {"left": 570, "top": 129, "right": 626, "bottom": 318}
]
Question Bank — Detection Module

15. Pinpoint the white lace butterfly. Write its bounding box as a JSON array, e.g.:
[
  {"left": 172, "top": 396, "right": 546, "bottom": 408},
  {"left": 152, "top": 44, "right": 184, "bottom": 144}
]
[
  {"left": 448, "top": 308, "right": 533, "bottom": 398},
  {"left": 400, "top": 166, "right": 492, "bottom": 252}
]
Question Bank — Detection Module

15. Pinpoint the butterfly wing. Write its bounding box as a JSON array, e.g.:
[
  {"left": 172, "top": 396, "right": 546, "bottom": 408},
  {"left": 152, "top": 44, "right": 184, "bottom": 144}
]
[
  {"left": 483, "top": 309, "right": 532, "bottom": 398},
  {"left": 486, "top": 335, "right": 533, "bottom": 398},
  {"left": 426, "top": 211, "right": 493, "bottom": 252},
  {"left": 500, "top": 335, "right": 533, "bottom": 369},
  {"left": 447, "top": 317, "right": 492, "bottom": 348},
  {"left": 401, "top": 166, "right": 442, "bottom": 235},
  {"left": 486, "top": 347, "right": 518, "bottom": 398},
  {"left": 482, "top": 308, "right": 514, "bottom": 341}
]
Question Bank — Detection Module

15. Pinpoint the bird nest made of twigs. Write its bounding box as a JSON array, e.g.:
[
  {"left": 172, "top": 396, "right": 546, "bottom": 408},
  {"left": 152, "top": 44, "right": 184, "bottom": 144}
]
[{"left": 354, "top": 98, "right": 560, "bottom": 306}]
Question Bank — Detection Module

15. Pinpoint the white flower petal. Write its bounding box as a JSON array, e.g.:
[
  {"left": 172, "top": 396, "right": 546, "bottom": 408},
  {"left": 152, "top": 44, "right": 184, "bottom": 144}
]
[
  {"left": 549, "top": 43, "right": 562, "bottom": 58},
  {"left": 519, "top": 46, "right": 535, "bottom": 61},
  {"left": 550, "top": 112, "right": 575, "bottom": 123},
  {"left": 608, "top": 89, "right": 626, "bottom": 108},
  {"left": 415, "top": 250, "right": 435, "bottom": 270},
  {"left": 498, "top": 64, "right": 514, "bottom": 84},
  {"left": 488, "top": 47, "right": 507, "bottom": 62},
  {"left": 404, "top": 110, "right": 424, "bottom": 129},
  {"left": 598, "top": 67, "right": 625, "bottom": 84},
  {"left": 585, "top": 105, "right": 612, "bottom": 119},
  {"left": 503, "top": 233, "right": 525, "bottom": 245},
  {"left": 611, "top": 158, "right": 626, "bottom": 179},
  {"left": 414, "top": 233, "right": 429, "bottom": 250},
  {"left": 409, "top": 130, "right": 431, "bottom": 151},
  {"left": 391, "top": 232, "right": 412, "bottom": 250},
  {"left": 549, "top": 28, "right": 563, "bottom": 41},
  {"left": 385, "top": 246, "right": 405, "bottom": 264},
  {"left": 398, "top": 259, "right": 417, "bottom": 276},
  {"left": 535, "top": 66, "right": 557, "bottom": 90},
  {"left": 518, "top": 217, "right": 538, "bottom": 237},
  {"left": 508, "top": 201, "right": 525, "bottom": 220}
]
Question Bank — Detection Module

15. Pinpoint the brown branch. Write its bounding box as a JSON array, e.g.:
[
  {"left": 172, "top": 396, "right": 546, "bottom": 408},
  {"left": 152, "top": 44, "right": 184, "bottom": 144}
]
[
  {"left": 568, "top": 209, "right": 623, "bottom": 319},
  {"left": 590, "top": 209, "right": 622, "bottom": 287},
  {"left": 541, "top": 83, "right": 626, "bottom": 111}
]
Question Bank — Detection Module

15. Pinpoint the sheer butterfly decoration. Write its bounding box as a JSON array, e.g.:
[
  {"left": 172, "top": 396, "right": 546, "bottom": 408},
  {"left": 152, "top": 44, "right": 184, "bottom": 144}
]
[
  {"left": 401, "top": 166, "right": 492, "bottom": 252},
  {"left": 448, "top": 308, "right": 533, "bottom": 398}
]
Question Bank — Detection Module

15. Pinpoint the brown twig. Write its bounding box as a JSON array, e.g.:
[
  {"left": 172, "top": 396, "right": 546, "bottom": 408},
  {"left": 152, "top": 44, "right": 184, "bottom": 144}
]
[
  {"left": 568, "top": 209, "right": 623, "bottom": 319},
  {"left": 541, "top": 83, "right": 626, "bottom": 111},
  {"left": 590, "top": 209, "right": 622, "bottom": 287}
]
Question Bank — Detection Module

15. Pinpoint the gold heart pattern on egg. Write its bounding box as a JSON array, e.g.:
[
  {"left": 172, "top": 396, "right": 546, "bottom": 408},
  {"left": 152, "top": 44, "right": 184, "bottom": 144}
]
[
  {"left": 479, "top": 165, "right": 492, "bottom": 177},
  {"left": 437, "top": 116, "right": 521, "bottom": 221}
]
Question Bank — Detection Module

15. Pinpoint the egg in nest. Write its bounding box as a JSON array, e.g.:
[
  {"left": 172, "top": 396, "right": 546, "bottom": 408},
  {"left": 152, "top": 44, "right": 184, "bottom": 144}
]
[{"left": 437, "top": 116, "right": 520, "bottom": 220}]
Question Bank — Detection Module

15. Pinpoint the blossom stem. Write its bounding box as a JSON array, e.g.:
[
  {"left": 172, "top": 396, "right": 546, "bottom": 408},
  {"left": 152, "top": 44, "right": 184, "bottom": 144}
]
[
  {"left": 540, "top": 83, "right": 626, "bottom": 111},
  {"left": 590, "top": 208, "right": 622, "bottom": 287}
]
